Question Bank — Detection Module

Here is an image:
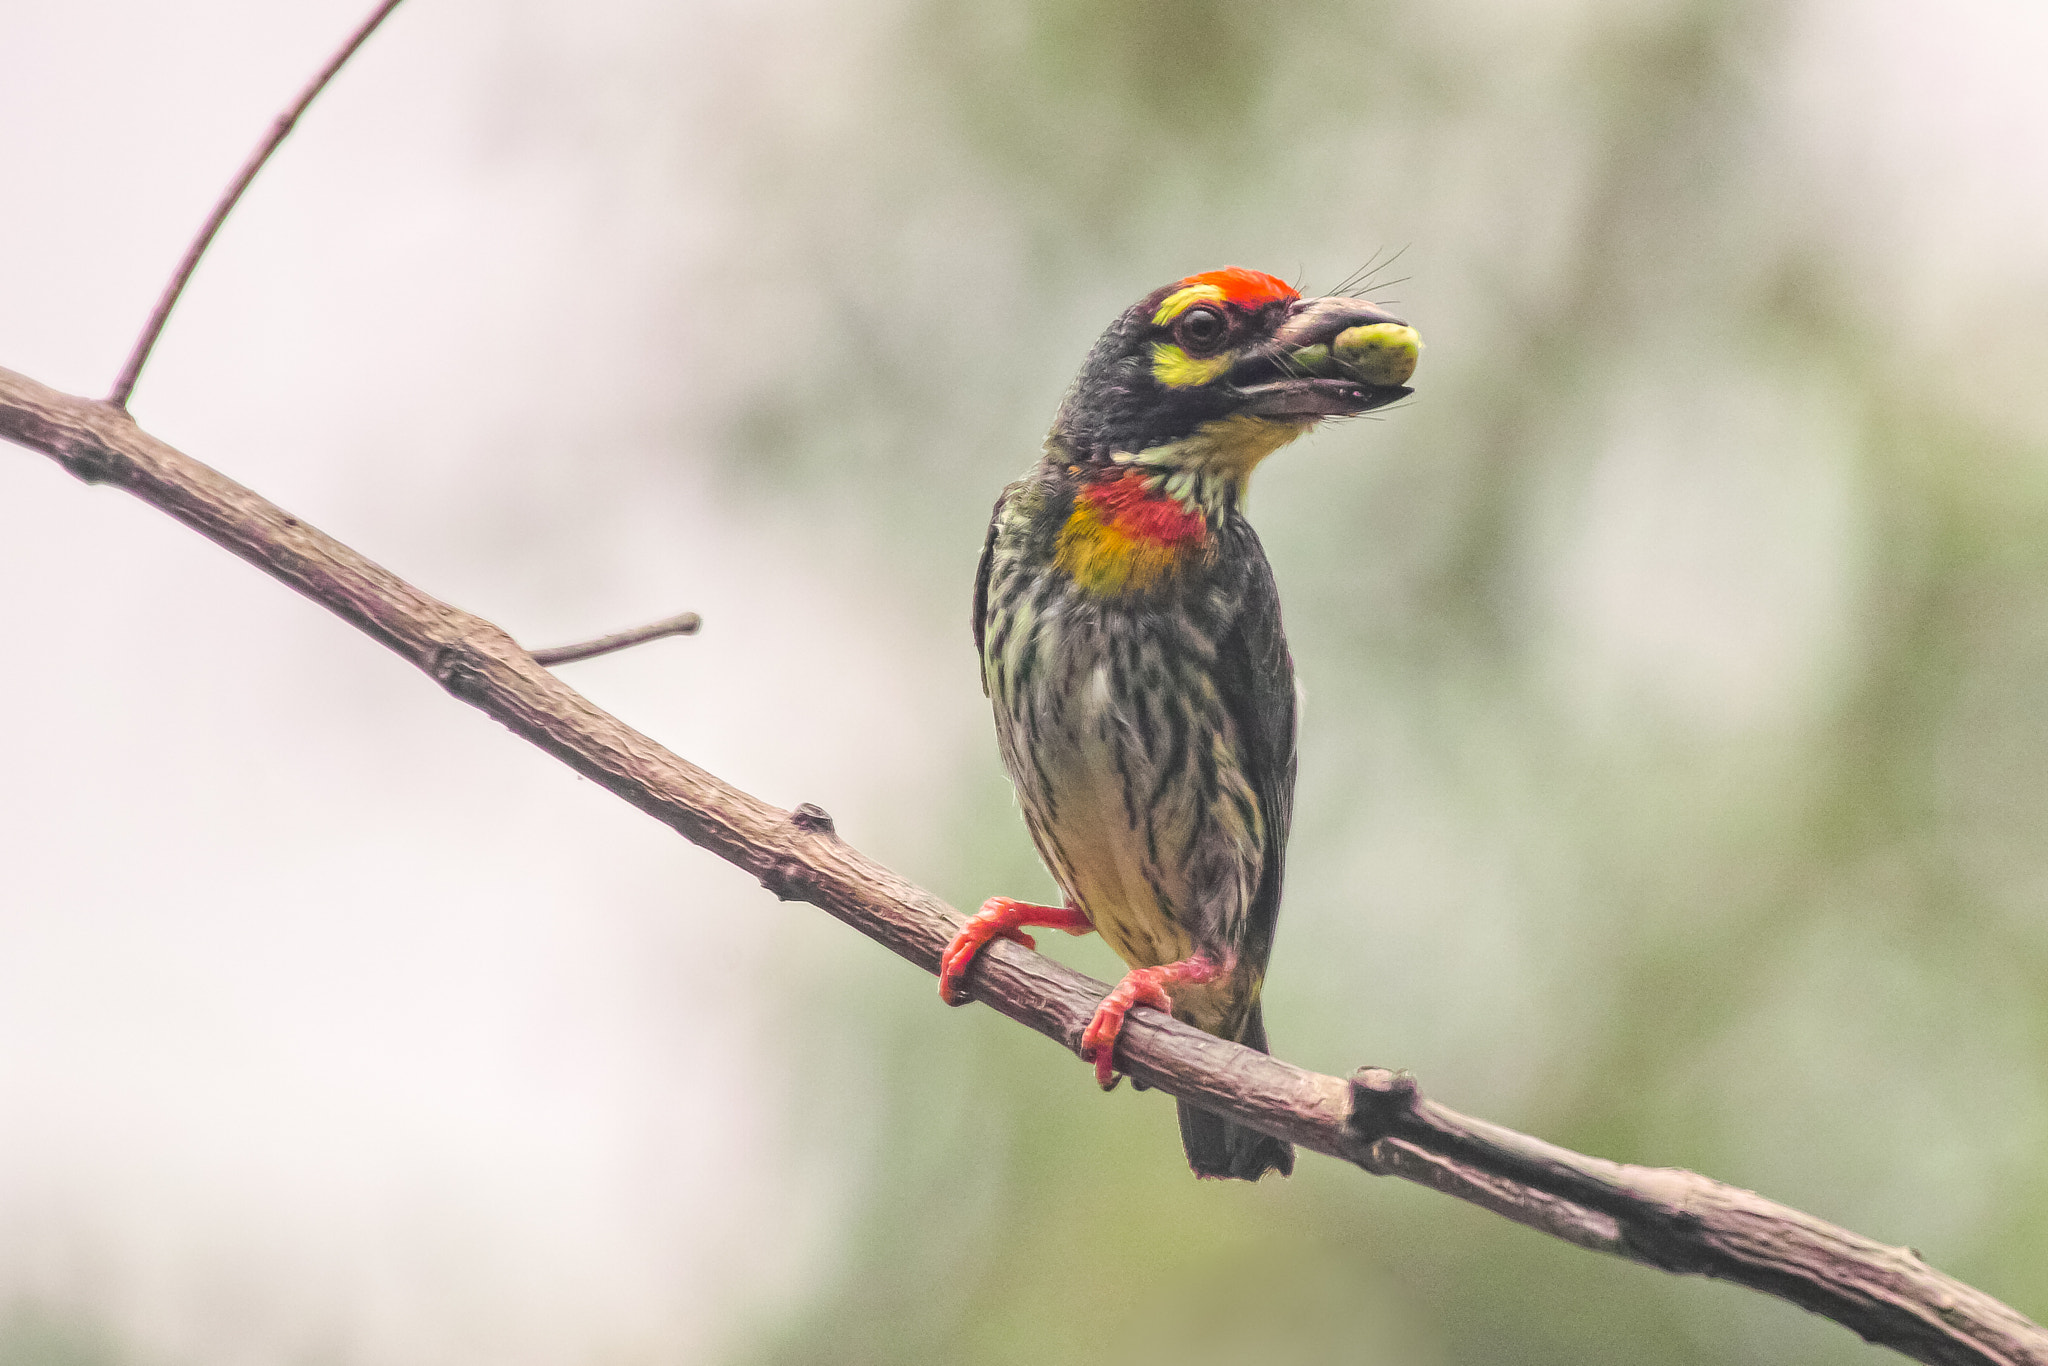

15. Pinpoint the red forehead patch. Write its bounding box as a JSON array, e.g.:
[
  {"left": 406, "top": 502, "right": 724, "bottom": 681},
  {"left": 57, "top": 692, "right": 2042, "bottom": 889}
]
[{"left": 1179, "top": 267, "right": 1298, "bottom": 310}]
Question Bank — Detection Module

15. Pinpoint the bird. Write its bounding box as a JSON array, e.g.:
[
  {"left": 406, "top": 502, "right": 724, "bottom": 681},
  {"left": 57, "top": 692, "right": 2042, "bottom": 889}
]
[{"left": 938, "top": 266, "right": 1420, "bottom": 1180}]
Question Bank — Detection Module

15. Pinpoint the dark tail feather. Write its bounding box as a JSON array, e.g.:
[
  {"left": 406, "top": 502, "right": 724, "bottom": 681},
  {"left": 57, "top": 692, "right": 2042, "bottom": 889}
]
[{"left": 1176, "top": 1004, "right": 1294, "bottom": 1181}]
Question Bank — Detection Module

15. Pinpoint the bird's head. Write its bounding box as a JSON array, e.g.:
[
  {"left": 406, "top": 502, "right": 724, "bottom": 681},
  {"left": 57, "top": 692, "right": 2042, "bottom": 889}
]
[{"left": 1049, "top": 267, "right": 1419, "bottom": 490}]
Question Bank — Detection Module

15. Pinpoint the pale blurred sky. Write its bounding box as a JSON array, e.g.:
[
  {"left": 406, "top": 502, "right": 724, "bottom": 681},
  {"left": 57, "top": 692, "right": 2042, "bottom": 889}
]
[
  {"left": 1, "top": 3, "right": 959, "bottom": 1361},
  {"left": 3, "top": 1, "right": 2046, "bottom": 1363}
]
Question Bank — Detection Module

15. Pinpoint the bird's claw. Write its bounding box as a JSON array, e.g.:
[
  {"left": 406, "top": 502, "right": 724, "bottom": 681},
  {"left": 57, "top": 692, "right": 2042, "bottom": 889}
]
[
  {"left": 1079, "top": 955, "right": 1226, "bottom": 1088},
  {"left": 938, "top": 897, "right": 1091, "bottom": 1005},
  {"left": 1080, "top": 970, "right": 1176, "bottom": 1088}
]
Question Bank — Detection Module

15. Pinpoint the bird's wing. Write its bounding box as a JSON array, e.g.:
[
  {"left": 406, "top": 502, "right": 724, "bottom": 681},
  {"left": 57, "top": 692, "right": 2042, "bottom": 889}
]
[
  {"left": 971, "top": 486, "right": 1010, "bottom": 696},
  {"left": 1214, "top": 527, "right": 1298, "bottom": 968}
]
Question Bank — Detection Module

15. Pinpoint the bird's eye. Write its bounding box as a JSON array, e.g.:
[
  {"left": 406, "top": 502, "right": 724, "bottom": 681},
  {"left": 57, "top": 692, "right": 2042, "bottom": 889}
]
[{"left": 1174, "top": 307, "right": 1228, "bottom": 354}]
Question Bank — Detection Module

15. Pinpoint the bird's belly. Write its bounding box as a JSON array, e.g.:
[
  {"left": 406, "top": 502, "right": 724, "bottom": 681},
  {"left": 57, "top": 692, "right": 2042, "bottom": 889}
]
[
  {"left": 993, "top": 619, "right": 1261, "bottom": 981},
  {"left": 1031, "top": 692, "right": 1197, "bottom": 971}
]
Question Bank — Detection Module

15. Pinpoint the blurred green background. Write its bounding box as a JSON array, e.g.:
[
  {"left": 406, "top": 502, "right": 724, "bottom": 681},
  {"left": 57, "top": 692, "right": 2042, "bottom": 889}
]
[{"left": 3, "top": 0, "right": 2046, "bottom": 1362}]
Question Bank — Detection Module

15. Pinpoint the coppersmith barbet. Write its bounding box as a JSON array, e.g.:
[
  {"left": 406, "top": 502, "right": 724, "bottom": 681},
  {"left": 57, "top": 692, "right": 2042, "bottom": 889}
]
[{"left": 939, "top": 267, "right": 1420, "bottom": 1180}]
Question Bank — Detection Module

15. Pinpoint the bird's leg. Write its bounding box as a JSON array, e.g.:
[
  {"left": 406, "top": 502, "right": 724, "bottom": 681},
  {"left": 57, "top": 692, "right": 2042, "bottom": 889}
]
[
  {"left": 939, "top": 897, "right": 1094, "bottom": 1005},
  {"left": 1080, "top": 954, "right": 1225, "bottom": 1090}
]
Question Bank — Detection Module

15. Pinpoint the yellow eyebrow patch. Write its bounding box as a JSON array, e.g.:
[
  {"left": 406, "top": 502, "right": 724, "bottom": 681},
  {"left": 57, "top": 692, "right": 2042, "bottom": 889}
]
[
  {"left": 1151, "top": 342, "right": 1232, "bottom": 388},
  {"left": 1150, "top": 283, "right": 1228, "bottom": 327}
]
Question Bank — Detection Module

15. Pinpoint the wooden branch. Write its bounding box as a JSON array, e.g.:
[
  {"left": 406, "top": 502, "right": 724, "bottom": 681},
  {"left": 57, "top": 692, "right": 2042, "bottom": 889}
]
[
  {"left": 107, "top": 0, "right": 404, "bottom": 408},
  {"left": 2, "top": 364, "right": 2042, "bottom": 1366}
]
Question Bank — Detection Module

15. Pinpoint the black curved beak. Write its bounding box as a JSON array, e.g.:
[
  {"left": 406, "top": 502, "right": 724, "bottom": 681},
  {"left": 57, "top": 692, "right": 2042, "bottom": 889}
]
[
  {"left": 1230, "top": 296, "right": 1416, "bottom": 419},
  {"left": 1269, "top": 297, "right": 1409, "bottom": 350}
]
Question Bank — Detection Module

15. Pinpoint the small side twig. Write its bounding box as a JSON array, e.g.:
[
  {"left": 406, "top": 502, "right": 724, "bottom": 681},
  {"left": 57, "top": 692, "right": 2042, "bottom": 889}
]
[
  {"left": 107, "top": 0, "right": 405, "bottom": 408},
  {"left": 531, "top": 612, "right": 702, "bottom": 666}
]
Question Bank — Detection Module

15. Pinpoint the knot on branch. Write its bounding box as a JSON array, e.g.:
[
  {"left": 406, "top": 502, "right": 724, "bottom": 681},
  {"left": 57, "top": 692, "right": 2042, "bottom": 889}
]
[
  {"left": 46, "top": 425, "right": 123, "bottom": 486},
  {"left": 1609, "top": 1188, "right": 1713, "bottom": 1276},
  {"left": 430, "top": 643, "right": 490, "bottom": 704},
  {"left": 62, "top": 444, "right": 119, "bottom": 485},
  {"left": 759, "top": 855, "right": 817, "bottom": 902},
  {"left": 790, "top": 803, "right": 837, "bottom": 837},
  {"left": 1346, "top": 1066, "right": 1422, "bottom": 1145}
]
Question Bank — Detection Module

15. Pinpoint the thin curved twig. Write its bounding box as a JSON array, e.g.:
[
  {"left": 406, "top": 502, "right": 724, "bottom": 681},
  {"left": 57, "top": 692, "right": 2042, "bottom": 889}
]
[
  {"left": 106, "top": 0, "right": 405, "bottom": 408},
  {"left": 1, "top": 366, "right": 2042, "bottom": 1366},
  {"left": 531, "top": 612, "right": 702, "bottom": 666}
]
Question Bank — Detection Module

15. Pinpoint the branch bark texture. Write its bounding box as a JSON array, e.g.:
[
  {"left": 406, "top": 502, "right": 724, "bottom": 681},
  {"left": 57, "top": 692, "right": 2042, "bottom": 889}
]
[{"left": 2, "top": 364, "right": 2041, "bottom": 1366}]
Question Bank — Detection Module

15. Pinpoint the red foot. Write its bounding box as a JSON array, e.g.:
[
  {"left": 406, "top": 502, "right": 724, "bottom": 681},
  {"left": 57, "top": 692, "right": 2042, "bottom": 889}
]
[
  {"left": 1080, "top": 955, "right": 1225, "bottom": 1089},
  {"left": 939, "top": 897, "right": 1093, "bottom": 1005}
]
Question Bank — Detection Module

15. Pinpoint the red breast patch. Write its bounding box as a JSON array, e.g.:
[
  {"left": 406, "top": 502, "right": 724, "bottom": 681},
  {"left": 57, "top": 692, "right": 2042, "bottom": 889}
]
[
  {"left": 1055, "top": 470, "right": 1208, "bottom": 595},
  {"left": 1079, "top": 470, "right": 1208, "bottom": 547}
]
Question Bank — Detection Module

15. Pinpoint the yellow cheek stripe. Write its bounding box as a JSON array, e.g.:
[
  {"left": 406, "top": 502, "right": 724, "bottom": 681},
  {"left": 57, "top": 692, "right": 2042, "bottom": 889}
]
[
  {"left": 1150, "top": 284, "right": 1227, "bottom": 326},
  {"left": 1151, "top": 342, "right": 1232, "bottom": 388},
  {"left": 1055, "top": 506, "right": 1184, "bottom": 596}
]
